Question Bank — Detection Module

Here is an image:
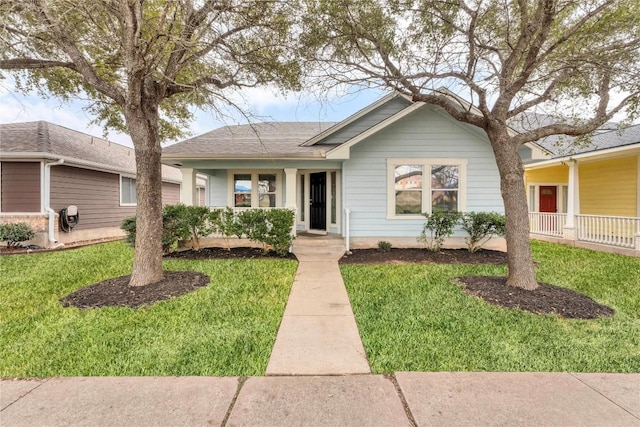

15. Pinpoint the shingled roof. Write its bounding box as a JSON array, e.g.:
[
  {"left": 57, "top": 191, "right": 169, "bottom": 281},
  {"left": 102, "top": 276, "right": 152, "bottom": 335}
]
[
  {"left": 535, "top": 123, "right": 640, "bottom": 158},
  {"left": 162, "top": 122, "right": 336, "bottom": 159},
  {"left": 0, "top": 121, "right": 181, "bottom": 182}
]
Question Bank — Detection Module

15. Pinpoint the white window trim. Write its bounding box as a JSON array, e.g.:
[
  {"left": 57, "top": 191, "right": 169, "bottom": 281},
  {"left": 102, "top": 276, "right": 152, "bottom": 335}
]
[
  {"left": 227, "top": 170, "right": 282, "bottom": 208},
  {"left": 120, "top": 174, "right": 137, "bottom": 207},
  {"left": 387, "top": 158, "right": 467, "bottom": 219}
]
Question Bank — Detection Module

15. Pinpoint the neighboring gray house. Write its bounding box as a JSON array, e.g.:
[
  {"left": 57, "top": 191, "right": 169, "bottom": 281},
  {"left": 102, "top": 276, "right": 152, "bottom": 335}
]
[
  {"left": 0, "top": 121, "right": 202, "bottom": 247},
  {"left": 163, "top": 93, "right": 546, "bottom": 249}
]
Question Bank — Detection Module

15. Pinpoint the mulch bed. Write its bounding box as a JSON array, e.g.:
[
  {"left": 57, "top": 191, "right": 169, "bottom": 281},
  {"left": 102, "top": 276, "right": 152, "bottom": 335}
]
[
  {"left": 61, "top": 271, "right": 209, "bottom": 309},
  {"left": 165, "top": 246, "right": 297, "bottom": 260},
  {"left": 456, "top": 276, "right": 614, "bottom": 319},
  {"left": 340, "top": 248, "right": 508, "bottom": 265},
  {"left": 59, "top": 246, "right": 614, "bottom": 319}
]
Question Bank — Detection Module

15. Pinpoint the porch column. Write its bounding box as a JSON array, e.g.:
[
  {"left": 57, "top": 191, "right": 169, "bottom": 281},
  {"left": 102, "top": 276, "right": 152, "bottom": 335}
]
[
  {"left": 284, "top": 168, "right": 298, "bottom": 237},
  {"left": 564, "top": 161, "right": 580, "bottom": 240},
  {"left": 180, "top": 168, "right": 197, "bottom": 206}
]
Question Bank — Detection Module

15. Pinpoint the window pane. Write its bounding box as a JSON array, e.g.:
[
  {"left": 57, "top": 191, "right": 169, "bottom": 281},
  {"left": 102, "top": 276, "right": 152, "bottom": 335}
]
[
  {"left": 330, "top": 171, "right": 337, "bottom": 224},
  {"left": 258, "top": 174, "right": 276, "bottom": 207},
  {"left": 432, "top": 190, "right": 458, "bottom": 212},
  {"left": 395, "top": 165, "right": 422, "bottom": 190},
  {"left": 300, "top": 175, "right": 305, "bottom": 220},
  {"left": 431, "top": 166, "right": 458, "bottom": 189},
  {"left": 122, "top": 177, "right": 136, "bottom": 204},
  {"left": 235, "top": 194, "right": 251, "bottom": 207},
  {"left": 395, "top": 165, "right": 422, "bottom": 215},
  {"left": 258, "top": 194, "right": 276, "bottom": 207},
  {"left": 258, "top": 174, "right": 276, "bottom": 193},
  {"left": 234, "top": 174, "right": 252, "bottom": 192},
  {"left": 234, "top": 174, "right": 252, "bottom": 207}
]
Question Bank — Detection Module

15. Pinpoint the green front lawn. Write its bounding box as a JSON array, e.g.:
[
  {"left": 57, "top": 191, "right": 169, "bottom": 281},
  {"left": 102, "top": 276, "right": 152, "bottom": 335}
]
[
  {"left": 0, "top": 241, "right": 296, "bottom": 377},
  {"left": 342, "top": 241, "right": 640, "bottom": 373}
]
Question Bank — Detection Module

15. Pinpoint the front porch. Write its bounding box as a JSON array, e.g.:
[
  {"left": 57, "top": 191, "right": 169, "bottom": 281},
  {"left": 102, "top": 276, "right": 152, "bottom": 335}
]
[
  {"left": 529, "top": 212, "right": 640, "bottom": 256},
  {"left": 179, "top": 166, "right": 343, "bottom": 236}
]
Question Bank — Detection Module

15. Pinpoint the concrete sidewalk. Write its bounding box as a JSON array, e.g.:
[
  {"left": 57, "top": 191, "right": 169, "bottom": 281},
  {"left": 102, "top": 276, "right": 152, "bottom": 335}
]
[
  {"left": 266, "top": 240, "right": 369, "bottom": 375},
  {"left": 2, "top": 373, "right": 639, "bottom": 426}
]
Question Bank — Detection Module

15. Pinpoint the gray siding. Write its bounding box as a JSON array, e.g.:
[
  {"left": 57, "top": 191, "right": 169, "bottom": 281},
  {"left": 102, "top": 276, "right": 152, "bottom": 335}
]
[
  {"left": 50, "top": 166, "right": 135, "bottom": 230},
  {"left": 343, "top": 106, "right": 503, "bottom": 238},
  {"left": 317, "top": 97, "right": 410, "bottom": 145},
  {"left": 1, "top": 162, "right": 41, "bottom": 212},
  {"left": 162, "top": 182, "right": 181, "bottom": 205}
]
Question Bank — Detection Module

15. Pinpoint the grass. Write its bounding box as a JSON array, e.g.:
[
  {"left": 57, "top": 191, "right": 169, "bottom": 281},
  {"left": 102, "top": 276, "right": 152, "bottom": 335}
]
[
  {"left": 341, "top": 240, "right": 640, "bottom": 373},
  {"left": 0, "top": 241, "right": 296, "bottom": 377}
]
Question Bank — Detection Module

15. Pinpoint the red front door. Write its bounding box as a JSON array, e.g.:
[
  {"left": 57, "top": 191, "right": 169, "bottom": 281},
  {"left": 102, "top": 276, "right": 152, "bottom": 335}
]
[{"left": 539, "top": 186, "right": 557, "bottom": 213}]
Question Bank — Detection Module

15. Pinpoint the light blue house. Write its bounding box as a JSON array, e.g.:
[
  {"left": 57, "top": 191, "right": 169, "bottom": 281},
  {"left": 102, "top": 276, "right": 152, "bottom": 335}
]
[{"left": 162, "top": 93, "right": 543, "bottom": 249}]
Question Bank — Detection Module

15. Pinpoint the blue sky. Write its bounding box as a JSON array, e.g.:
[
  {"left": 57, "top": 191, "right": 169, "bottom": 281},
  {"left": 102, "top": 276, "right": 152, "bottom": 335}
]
[{"left": 0, "top": 81, "right": 385, "bottom": 148}]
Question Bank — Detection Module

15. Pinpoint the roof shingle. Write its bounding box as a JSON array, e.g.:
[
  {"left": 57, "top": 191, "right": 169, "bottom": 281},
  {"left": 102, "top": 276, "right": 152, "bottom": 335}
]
[{"left": 0, "top": 121, "right": 181, "bottom": 182}]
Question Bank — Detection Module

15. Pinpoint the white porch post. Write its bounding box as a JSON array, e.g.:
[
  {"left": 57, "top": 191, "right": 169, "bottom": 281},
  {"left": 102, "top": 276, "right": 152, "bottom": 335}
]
[
  {"left": 563, "top": 161, "right": 580, "bottom": 240},
  {"left": 180, "top": 168, "right": 197, "bottom": 206},
  {"left": 284, "top": 168, "right": 298, "bottom": 237}
]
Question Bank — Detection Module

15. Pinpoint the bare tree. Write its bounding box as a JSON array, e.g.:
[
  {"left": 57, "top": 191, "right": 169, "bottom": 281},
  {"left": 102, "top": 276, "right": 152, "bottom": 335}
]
[
  {"left": 0, "top": 0, "right": 301, "bottom": 286},
  {"left": 302, "top": 0, "right": 640, "bottom": 289}
]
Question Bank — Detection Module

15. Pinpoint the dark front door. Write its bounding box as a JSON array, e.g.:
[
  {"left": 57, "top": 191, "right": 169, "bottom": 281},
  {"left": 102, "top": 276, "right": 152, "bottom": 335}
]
[
  {"left": 539, "top": 186, "right": 557, "bottom": 212},
  {"left": 310, "top": 172, "right": 326, "bottom": 230}
]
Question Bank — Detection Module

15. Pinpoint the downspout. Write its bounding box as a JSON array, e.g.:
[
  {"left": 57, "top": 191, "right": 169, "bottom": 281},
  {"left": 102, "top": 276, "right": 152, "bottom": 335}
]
[{"left": 44, "top": 159, "right": 64, "bottom": 244}]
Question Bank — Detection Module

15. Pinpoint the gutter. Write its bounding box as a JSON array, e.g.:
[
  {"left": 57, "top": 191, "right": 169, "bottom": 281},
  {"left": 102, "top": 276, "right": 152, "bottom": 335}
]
[{"left": 44, "top": 158, "right": 64, "bottom": 244}]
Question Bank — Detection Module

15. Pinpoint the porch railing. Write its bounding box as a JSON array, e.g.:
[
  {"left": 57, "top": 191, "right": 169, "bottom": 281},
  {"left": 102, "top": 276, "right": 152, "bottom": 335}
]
[
  {"left": 528, "top": 212, "right": 566, "bottom": 237},
  {"left": 576, "top": 214, "right": 640, "bottom": 249}
]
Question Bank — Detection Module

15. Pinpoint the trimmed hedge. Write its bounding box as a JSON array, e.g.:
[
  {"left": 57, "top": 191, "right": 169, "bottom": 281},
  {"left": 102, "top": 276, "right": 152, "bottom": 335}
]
[{"left": 121, "top": 205, "right": 295, "bottom": 256}]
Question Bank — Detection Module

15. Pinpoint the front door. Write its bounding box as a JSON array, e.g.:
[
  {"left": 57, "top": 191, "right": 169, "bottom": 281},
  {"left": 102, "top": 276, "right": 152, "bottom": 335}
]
[
  {"left": 539, "top": 185, "right": 558, "bottom": 233},
  {"left": 310, "top": 172, "right": 326, "bottom": 230},
  {"left": 539, "top": 186, "right": 557, "bottom": 212}
]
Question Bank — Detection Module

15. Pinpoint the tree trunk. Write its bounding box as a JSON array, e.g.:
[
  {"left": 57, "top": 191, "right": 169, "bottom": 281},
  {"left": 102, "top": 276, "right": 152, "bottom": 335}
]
[
  {"left": 491, "top": 132, "right": 539, "bottom": 290},
  {"left": 124, "top": 102, "right": 164, "bottom": 288}
]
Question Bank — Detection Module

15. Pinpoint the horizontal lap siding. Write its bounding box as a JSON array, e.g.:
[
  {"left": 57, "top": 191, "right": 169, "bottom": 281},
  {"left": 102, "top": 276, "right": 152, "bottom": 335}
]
[
  {"left": 344, "top": 107, "right": 503, "bottom": 238},
  {"left": 1, "top": 162, "right": 41, "bottom": 212},
  {"left": 525, "top": 166, "right": 568, "bottom": 185},
  {"left": 162, "top": 182, "right": 181, "bottom": 205},
  {"left": 51, "top": 166, "right": 135, "bottom": 230},
  {"left": 580, "top": 157, "right": 637, "bottom": 217}
]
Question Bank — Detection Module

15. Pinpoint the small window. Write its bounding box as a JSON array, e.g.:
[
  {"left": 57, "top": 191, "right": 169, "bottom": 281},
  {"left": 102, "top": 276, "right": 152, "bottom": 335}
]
[
  {"left": 299, "top": 174, "right": 305, "bottom": 220},
  {"left": 121, "top": 176, "right": 136, "bottom": 205},
  {"left": 394, "top": 165, "right": 423, "bottom": 215},
  {"left": 431, "top": 165, "right": 459, "bottom": 212},
  {"left": 330, "top": 171, "right": 337, "bottom": 224},
  {"left": 258, "top": 174, "right": 277, "bottom": 207},
  {"left": 234, "top": 174, "right": 252, "bottom": 207}
]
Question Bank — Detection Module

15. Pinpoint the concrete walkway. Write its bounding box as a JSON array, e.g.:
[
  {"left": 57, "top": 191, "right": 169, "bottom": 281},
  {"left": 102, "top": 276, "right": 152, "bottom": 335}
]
[
  {"left": 2, "top": 373, "right": 639, "bottom": 426},
  {"left": 266, "top": 239, "right": 370, "bottom": 375}
]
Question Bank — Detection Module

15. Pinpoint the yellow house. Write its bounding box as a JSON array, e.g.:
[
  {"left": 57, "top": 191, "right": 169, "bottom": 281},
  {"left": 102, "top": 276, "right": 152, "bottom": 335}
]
[{"left": 524, "top": 124, "right": 640, "bottom": 255}]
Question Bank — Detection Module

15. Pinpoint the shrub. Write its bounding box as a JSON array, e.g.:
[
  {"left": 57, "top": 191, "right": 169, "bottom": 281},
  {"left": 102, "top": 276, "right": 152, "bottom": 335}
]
[
  {"left": 418, "top": 210, "right": 462, "bottom": 252},
  {"left": 262, "top": 209, "right": 296, "bottom": 256},
  {"left": 0, "top": 223, "right": 36, "bottom": 248},
  {"left": 121, "top": 206, "right": 295, "bottom": 257},
  {"left": 121, "top": 205, "right": 191, "bottom": 254},
  {"left": 377, "top": 241, "right": 392, "bottom": 252},
  {"left": 460, "top": 211, "right": 506, "bottom": 253},
  {"left": 179, "top": 205, "right": 218, "bottom": 250},
  {"left": 236, "top": 208, "right": 295, "bottom": 256}
]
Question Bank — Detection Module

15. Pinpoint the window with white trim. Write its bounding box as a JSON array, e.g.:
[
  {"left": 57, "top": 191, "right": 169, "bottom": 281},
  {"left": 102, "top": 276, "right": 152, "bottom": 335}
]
[
  {"left": 120, "top": 176, "right": 136, "bottom": 206},
  {"left": 388, "top": 159, "right": 466, "bottom": 218},
  {"left": 230, "top": 171, "right": 281, "bottom": 208}
]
